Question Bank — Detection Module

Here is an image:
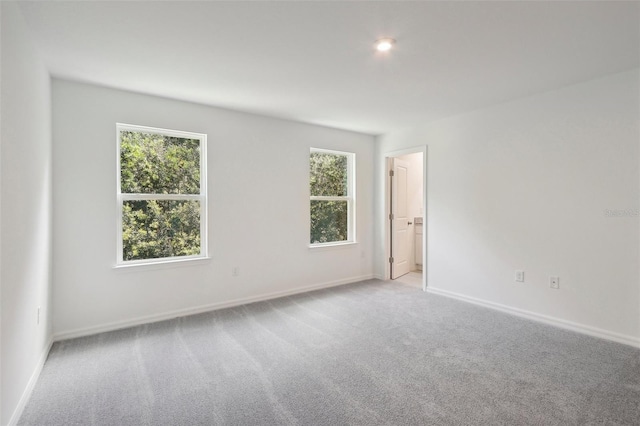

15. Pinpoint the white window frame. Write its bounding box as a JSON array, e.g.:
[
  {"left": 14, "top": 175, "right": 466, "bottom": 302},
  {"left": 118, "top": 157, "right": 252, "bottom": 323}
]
[
  {"left": 116, "top": 123, "right": 208, "bottom": 266},
  {"left": 309, "top": 148, "right": 356, "bottom": 247}
]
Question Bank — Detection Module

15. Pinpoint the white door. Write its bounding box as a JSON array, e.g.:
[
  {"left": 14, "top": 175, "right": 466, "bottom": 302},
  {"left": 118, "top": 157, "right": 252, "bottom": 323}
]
[{"left": 391, "top": 158, "right": 410, "bottom": 279}]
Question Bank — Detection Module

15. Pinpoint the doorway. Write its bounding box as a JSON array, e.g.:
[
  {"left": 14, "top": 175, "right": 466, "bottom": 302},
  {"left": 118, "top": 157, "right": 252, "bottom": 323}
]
[{"left": 385, "top": 148, "right": 426, "bottom": 291}]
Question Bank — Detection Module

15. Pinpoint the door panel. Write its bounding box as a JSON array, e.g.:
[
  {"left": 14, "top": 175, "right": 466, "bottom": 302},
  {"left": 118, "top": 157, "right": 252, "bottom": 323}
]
[{"left": 391, "top": 158, "right": 410, "bottom": 279}]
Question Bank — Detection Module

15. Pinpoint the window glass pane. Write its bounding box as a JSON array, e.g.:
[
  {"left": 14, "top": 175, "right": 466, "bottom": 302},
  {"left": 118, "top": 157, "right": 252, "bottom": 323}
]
[
  {"left": 310, "top": 200, "right": 348, "bottom": 244},
  {"left": 310, "top": 152, "right": 347, "bottom": 197},
  {"left": 123, "top": 200, "right": 201, "bottom": 261},
  {"left": 120, "top": 131, "right": 200, "bottom": 194}
]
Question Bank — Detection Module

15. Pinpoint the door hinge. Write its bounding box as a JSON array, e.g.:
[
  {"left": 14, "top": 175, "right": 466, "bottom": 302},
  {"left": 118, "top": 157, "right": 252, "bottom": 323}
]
[
  {"left": 389, "top": 170, "right": 394, "bottom": 177},
  {"left": 389, "top": 213, "right": 394, "bottom": 220},
  {"left": 389, "top": 257, "right": 394, "bottom": 263}
]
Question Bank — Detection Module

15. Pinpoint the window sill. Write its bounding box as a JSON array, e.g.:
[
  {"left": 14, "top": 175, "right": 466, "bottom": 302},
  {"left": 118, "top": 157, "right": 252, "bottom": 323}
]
[
  {"left": 113, "top": 256, "right": 211, "bottom": 272},
  {"left": 309, "top": 241, "right": 358, "bottom": 251}
]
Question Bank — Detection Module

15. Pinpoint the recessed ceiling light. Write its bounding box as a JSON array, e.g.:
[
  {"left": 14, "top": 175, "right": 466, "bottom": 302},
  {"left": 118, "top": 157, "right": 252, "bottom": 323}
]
[{"left": 375, "top": 38, "right": 396, "bottom": 52}]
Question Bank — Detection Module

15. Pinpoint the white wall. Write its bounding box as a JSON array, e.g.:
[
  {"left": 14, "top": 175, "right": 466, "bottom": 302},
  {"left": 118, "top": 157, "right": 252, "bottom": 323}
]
[
  {"left": 376, "top": 70, "right": 640, "bottom": 345},
  {"left": 1, "top": 3, "right": 53, "bottom": 425},
  {"left": 396, "top": 152, "right": 423, "bottom": 272},
  {"left": 52, "top": 80, "right": 375, "bottom": 338}
]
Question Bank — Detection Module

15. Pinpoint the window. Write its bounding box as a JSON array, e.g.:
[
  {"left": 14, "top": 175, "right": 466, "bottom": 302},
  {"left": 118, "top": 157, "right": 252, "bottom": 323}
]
[
  {"left": 309, "top": 148, "right": 355, "bottom": 246},
  {"left": 116, "top": 124, "right": 207, "bottom": 265}
]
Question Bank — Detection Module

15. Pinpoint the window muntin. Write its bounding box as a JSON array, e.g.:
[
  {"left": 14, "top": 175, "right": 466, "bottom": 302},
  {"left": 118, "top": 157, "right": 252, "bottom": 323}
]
[
  {"left": 117, "top": 124, "right": 207, "bottom": 265},
  {"left": 309, "top": 149, "right": 355, "bottom": 246}
]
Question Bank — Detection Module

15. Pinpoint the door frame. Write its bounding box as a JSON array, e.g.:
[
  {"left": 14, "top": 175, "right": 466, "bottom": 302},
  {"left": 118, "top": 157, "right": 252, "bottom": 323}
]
[{"left": 384, "top": 146, "right": 427, "bottom": 291}]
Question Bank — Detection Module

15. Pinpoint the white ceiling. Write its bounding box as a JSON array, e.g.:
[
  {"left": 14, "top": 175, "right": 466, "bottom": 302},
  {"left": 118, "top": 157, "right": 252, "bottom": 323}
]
[{"left": 17, "top": 1, "right": 640, "bottom": 135}]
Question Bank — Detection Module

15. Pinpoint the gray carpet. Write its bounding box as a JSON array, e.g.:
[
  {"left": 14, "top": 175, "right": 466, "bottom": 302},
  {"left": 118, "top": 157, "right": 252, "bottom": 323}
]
[{"left": 18, "top": 279, "right": 640, "bottom": 425}]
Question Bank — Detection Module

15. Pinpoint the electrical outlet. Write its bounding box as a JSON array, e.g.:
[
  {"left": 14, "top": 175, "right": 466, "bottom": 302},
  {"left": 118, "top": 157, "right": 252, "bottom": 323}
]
[
  {"left": 550, "top": 276, "right": 560, "bottom": 289},
  {"left": 515, "top": 270, "right": 525, "bottom": 282},
  {"left": 232, "top": 267, "right": 240, "bottom": 277}
]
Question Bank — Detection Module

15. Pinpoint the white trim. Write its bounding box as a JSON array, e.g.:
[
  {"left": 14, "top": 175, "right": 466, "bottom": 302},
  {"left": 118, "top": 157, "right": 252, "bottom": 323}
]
[
  {"left": 8, "top": 337, "right": 54, "bottom": 426},
  {"left": 427, "top": 286, "right": 640, "bottom": 349},
  {"left": 113, "top": 255, "right": 211, "bottom": 270},
  {"left": 116, "top": 123, "right": 204, "bottom": 140},
  {"left": 199, "top": 129, "right": 208, "bottom": 262},
  {"left": 53, "top": 274, "right": 375, "bottom": 342},
  {"left": 310, "top": 147, "right": 353, "bottom": 157},
  {"left": 348, "top": 149, "right": 356, "bottom": 242},
  {"left": 310, "top": 196, "right": 350, "bottom": 202},
  {"left": 308, "top": 241, "right": 358, "bottom": 250},
  {"left": 121, "top": 194, "right": 202, "bottom": 201}
]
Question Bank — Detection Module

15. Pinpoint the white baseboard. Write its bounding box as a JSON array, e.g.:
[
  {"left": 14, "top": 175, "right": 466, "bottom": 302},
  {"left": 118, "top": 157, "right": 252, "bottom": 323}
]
[
  {"left": 8, "top": 337, "right": 54, "bottom": 426},
  {"left": 427, "top": 286, "right": 640, "bottom": 349},
  {"left": 54, "top": 274, "right": 376, "bottom": 342}
]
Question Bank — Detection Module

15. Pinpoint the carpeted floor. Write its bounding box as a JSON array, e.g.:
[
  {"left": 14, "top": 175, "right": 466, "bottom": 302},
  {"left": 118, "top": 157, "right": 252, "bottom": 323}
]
[
  {"left": 393, "top": 271, "right": 424, "bottom": 289},
  {"left": 18, "top": 279, "right": 640, "bottom": 425}
]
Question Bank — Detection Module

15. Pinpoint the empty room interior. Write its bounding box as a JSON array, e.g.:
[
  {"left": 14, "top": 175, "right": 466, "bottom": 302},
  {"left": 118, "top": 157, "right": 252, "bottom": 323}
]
[{"left": 2, "top": 1, "right": 640, "bottom": 425}]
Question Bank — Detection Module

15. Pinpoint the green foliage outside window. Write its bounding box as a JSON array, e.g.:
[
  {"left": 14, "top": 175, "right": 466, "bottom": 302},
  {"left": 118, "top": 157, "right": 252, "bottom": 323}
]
[
  {"left": 120, "top": 130, "right": 202, "bottom": 261},
  {"left": 310, "top": 152, "right": 350, "bottom": 244},
  {"left": 120, "top": 131, "right": 200, "bottom": 194},
  {"left": 310, "top": 152, "right": 347, "bottom": 197}
]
